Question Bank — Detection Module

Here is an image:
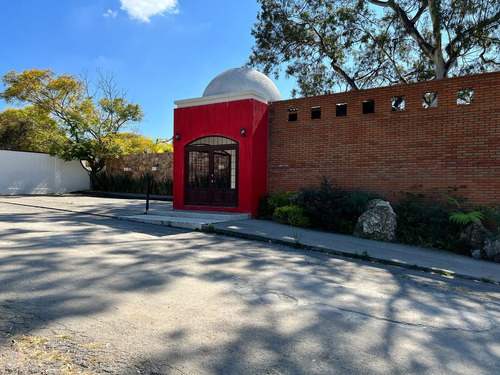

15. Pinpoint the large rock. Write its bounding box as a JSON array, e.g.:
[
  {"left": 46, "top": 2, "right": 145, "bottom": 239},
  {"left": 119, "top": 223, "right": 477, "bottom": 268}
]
[
  {"left": 354, "top": 199, "right": 397, "bottom": 242},
  {"left": 471, "top": 249, "right": 482, "bottom": 260},
  {"left": 460, "top": 223, "right": 490, "bottom": 250},
  {"left": 483, "top": 237, "right": 500, "bottom": 263}
]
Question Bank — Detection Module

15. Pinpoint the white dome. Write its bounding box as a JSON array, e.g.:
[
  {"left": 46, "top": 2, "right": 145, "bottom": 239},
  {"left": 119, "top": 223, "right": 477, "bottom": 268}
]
[{"left": 202, "top": 68, "right": 281, "bottom": 102}]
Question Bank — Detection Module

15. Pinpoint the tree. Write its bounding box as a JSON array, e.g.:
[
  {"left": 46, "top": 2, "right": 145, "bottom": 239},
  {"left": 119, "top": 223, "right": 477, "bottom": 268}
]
[
  {"left": 115, "top": 132, "right": 155, "bottom": 154},
  {"left": 0, "top": 106, "right": 64, "bottom": 153},
  {"left": 115, "top": 133, "right": 173, "bottom": 154},
  {"left": 0, "top": 69, "right": 144, "bottom": 178},
  {"left": 150, "top": 138, "right": 174, "bottom": 153},
  {"left": 249, "top": 0, "right": 500, "bottom": 96}
]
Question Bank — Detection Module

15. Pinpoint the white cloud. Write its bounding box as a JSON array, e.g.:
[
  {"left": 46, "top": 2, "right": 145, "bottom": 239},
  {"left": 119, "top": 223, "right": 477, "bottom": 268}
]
[
  {"left": 120, "top": 0, "right": 179, "bottom": 23},
  {"left": 103, "top": 9, "right": 118, "bottom": 18}
]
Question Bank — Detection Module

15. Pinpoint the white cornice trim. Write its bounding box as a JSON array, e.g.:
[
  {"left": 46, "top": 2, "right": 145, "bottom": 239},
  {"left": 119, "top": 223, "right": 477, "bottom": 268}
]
[{"left": 174, "top": 90, "right": 277, "bottom": 108}]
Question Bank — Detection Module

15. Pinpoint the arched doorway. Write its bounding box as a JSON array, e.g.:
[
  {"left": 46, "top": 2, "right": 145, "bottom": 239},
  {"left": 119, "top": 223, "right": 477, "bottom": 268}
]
[{"left": 184, "top": 136, "right": 238, "bottom": 207}]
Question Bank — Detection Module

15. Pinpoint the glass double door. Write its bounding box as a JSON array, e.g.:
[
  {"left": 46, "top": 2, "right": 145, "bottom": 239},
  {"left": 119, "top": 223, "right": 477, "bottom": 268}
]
[{"left": 185, "top": 140, "right": 238, "bottom": 207}]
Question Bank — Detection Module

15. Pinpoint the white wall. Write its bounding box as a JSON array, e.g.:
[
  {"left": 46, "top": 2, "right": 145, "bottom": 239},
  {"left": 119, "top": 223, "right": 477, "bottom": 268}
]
[{"left": 0, "top": 150, "right": 90, "bottom": 195}]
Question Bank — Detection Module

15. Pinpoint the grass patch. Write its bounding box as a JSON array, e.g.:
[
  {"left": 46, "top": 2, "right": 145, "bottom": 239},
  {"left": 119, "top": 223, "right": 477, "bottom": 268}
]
[
  {"left": 12, "top": 334, "right": 111, "bottom": 375},
  {"left": 14, "top": 335, "right": 81, "bottom": 374},
  {"left": 435, "top": 269, "right": 454, "bottom": 278}
]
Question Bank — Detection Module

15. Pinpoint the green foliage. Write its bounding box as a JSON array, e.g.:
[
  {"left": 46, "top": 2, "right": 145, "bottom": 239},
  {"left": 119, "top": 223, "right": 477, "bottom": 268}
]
[
  {"left": 115, "top": 133, "right": 173, "bottom": 154},
  {"left": 449, "top": 211, "right": 485, "bottom": 225},
  {"left": 259, "top": 181, "right": 496, "bottom": 257},
  {"left": 0, "top": 106, "right": 65, "bottom": 153},
  {"left": 259, "top": 177, "right": 381, "bottom": 234},
  {"left": 294, "top": 177, "right": 348, "bottom": 231},
  {"left": 249, "top": 0, "right": 500, "bottom": 96},
  {"left": 0, "top": 68, "right": 144, "bottom": 179},
  {"left": 273, "top": 205, "right": 310, "bottom": 228},
  {"left": 394, "top": 192, "right": 467, "bottom": 254},
  {"left": 257, "top": 194, "right": 274, "bottom": 219},
  {"left": 447, "top": 195, "right": 500, "bottom": 234},
  {"left": 480, "top": 205, "right": 500, "bottom": 235},
  {"left": 91, "top": 171, "right": 173, "bottom": 195},
  {"left": 257, "top": 189, "right": 295, "bottom": 219},
  {"left": 269, "top": 189, "right": 295, "bottom": 209},
  {"left": 294, "top": 177, "right": 381, "bottom": 234}
]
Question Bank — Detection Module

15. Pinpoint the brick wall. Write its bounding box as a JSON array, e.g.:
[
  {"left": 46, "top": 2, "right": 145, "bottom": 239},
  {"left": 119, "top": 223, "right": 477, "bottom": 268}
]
[
  {"left": 268, "top": 72, "right": 500, "bottom": 205},
  {"left": 106, "top": 153, "right": 173, "bottom": 180}
]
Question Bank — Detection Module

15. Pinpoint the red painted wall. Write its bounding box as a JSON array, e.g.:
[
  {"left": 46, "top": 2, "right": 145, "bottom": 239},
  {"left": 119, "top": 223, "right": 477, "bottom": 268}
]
[
  {"left": 173, "top": 99, "right": 269, "bottom": 217},
  {"left": 268, "top": 72, "right": 500, "bottom": 205}
]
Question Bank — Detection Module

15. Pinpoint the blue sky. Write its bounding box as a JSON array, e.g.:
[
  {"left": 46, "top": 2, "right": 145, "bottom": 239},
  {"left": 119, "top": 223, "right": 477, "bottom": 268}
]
[{"left": 0, "top": 0, "right": 295, "bottom": 140}]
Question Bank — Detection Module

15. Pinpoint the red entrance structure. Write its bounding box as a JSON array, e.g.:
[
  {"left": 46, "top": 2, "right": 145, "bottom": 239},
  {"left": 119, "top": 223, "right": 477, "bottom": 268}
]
[{"left": 173, "top": 68, "right": 281, "bottom": 217}]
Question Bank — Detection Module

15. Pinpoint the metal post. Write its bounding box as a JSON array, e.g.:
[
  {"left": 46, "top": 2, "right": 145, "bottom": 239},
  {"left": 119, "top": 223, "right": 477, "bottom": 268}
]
[
  {"left": 146, "top": 174, "right": 150, "bottom": 212},
  {"left": 146, "top": 167, "right": 159, "bottom": 213}
]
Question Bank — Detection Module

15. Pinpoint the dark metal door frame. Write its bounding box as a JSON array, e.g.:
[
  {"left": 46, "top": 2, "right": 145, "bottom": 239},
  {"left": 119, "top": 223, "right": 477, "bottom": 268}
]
[{"left": 184, "top": 143, "right": 238, "bottom": 207}]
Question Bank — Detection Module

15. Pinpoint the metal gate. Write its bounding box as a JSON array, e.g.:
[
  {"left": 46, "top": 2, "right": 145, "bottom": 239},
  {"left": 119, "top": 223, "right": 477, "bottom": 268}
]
[{"left": 184, "top": 136, "right": 238, "bottom": 207}]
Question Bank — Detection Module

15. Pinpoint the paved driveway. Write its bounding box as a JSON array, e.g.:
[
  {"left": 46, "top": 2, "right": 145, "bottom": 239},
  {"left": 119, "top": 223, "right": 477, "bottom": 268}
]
[{"left": 0, "top": 196, "right": 499, "bottom": 374}]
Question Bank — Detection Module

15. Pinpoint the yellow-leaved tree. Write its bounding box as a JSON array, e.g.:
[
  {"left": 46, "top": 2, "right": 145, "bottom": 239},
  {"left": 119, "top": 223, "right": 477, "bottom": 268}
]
[{"left": 0, "top": 68, "right": 144, "bottom": 183}]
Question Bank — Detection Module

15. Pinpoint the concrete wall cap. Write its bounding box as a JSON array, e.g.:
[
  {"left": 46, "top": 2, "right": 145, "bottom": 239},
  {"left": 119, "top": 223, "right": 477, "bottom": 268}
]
[{"left": 175, "top": 90, "right": 274, "bottom": 108}]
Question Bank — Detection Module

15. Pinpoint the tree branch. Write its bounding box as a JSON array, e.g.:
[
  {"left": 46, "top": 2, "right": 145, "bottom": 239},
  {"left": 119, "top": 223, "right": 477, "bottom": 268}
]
[
  {"left": 330, "top": 61, "right": 359, "bottom": 90},
  {"left": 308, "top": 21, "right": 359, "bottom": 90},
  {"left": 410, "top": 2, "right": 428, "bottom": 24},
  {"left": 356, "top": 15, "right": 409, "bottom": 84},
  {"left": 368, "top": 0, "right": 391, "bottom": 7},
  {"left": 447, "top": 9, "right": 500, "bottom": 53},
  {"left": 369, "top": 0, "right": 436, "bottom": 60}
]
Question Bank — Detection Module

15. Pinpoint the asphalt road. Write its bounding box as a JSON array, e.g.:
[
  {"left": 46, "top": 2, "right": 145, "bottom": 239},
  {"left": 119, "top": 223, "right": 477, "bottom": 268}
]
[{"left": 0, "top": 199, "right": 499, "bottom": 374}]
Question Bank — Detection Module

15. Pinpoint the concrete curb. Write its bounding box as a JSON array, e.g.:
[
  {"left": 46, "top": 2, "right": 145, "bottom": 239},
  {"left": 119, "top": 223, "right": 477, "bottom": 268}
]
[{"left": 203, "top": 225, "right": 499, "bottom": 285}]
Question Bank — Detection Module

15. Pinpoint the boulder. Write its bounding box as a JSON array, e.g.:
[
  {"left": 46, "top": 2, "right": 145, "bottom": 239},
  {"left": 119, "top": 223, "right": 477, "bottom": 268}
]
[
  {"left": 354, "top": 199, "right": 397, "bottom": 242},
  {"left": 460, "top": 223, "right": 490, "bottom": 250},
  {"left": 471, "top": 249, "right": 482, "bottom": 260},
  {"left": 483, "top": 237, "right": 500, "bottom": 263}
]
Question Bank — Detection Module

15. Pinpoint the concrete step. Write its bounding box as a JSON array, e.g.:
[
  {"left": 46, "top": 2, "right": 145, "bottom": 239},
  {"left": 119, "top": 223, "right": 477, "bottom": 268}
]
[
  {"left": 146, "top": 209, "right": 250, "bottom": 221},
  {"left": 119, "top": 210, "right": 250, "bottom": 230},
  {"left": 119, "top": 215, "right": 213, "bottom": 230}
]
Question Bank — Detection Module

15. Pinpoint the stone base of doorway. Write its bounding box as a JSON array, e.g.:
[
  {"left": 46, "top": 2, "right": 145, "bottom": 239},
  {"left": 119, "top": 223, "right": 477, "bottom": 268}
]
[{"left": 119, "top": 209, "right": 250, "bottom": 230}]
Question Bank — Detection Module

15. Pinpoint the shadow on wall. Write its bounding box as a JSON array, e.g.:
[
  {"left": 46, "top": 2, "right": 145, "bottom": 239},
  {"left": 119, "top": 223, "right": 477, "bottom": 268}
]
[{"left": 0, "top": 150, "right": 89, "bottom": 194}]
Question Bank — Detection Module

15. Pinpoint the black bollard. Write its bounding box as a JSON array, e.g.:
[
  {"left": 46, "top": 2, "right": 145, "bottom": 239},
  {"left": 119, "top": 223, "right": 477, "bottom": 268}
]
[{"left": 146, "top": 174, "right": 151, "bottom": 212}]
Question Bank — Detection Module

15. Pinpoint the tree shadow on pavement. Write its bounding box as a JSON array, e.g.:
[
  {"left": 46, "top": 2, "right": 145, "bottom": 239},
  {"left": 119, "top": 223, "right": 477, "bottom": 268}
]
[{"left": 0, "top": 202, "right": 499, "bottom": 374}]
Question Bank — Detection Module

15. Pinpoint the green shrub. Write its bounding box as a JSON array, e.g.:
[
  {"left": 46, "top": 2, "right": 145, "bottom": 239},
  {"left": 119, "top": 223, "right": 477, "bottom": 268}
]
[
  {"left": 449, "top": 211, "right": 485, "bottom": 225},
  {"left": 257, "top": 189, "right": 295, "bottom": 219},
  {"left": 269, "top": 189, "right": 295, "bottom": 209},
  {"left": 294, "top": 176, "right": 381, "bottom": 234},
  {"left": 293, "top": 176, "right": 347, "bottom": 231},
  {"left": 257, "top": 193, "right": 274, "bottom": 219},
  {"left": 480, "top": 205, "right": 500, "bottom": 235},
  {"left": 259, "top": 180, "right": 495, "bottom": 257},
  {"left": 448, "top": 198, "right": 500, "bottom": 236},
  {"left": 273, "top": 205, "right": 311, "bottom": 227},
  {"left": 394, "top": 192, "right": 467, "bottom": 254}
]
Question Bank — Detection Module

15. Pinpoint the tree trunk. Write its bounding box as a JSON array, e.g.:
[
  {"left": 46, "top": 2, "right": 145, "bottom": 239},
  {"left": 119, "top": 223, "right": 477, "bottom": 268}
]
[
  {"left": 434, "top": 56, "right": 447, "bottom": 79},
  {"left": 330, "top": 61, "right": 359, "bottom": 90}
]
